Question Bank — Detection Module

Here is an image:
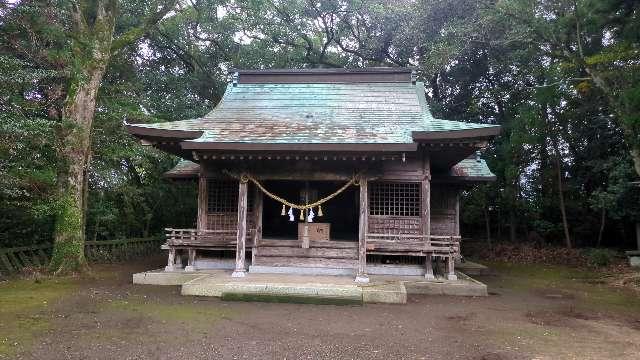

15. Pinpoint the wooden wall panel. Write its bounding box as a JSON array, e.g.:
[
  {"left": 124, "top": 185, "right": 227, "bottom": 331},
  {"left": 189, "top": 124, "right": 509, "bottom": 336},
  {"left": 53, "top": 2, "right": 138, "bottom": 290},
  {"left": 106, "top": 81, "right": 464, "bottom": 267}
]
[
  {"left": 368, "top": 216, "right": 421, "bottom": 235},
  {"left": 430, "top": 184, "right": 458, "bottom": 236},
  {"left": 205, "top": 181, "right": 255, "bottom": 231}
]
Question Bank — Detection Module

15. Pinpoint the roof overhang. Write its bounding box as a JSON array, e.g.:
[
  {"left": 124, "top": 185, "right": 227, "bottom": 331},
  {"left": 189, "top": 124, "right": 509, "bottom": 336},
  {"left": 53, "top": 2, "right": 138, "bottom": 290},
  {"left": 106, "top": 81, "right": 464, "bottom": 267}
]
[
  {"left": 125, "top": 124, "right": 203, "bottom": 140},
  {"left": 411, "top": 126, "right": 501, "bottom": 141},
  {"left": 432, "top": 175, "right": 497, "bottom": 183}
]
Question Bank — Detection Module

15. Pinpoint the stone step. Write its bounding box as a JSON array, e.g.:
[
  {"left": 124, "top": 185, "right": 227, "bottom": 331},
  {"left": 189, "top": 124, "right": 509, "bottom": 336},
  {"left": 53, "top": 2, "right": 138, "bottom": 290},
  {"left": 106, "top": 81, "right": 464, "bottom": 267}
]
[
  {"left": 180, "top": 273, "right": 407, "bottom": 304},
  {"left": 259, "top": 239, "right": 358, "bottom": 249},
  {"left": 252, "top": 255, "right": 357, "bottom": 269},
  {"left": 249, "top": 265, "right": 355, "bottom": 276},
  {"left": 255, "top": 246, "right": 357, "bottom": 259}
]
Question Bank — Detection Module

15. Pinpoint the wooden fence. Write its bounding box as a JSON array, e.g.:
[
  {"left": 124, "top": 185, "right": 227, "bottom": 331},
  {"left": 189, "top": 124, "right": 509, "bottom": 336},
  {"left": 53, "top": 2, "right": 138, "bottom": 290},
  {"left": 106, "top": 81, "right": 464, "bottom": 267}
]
[{"left": 0, "top": 237, "right": 163, "bottom": 274}]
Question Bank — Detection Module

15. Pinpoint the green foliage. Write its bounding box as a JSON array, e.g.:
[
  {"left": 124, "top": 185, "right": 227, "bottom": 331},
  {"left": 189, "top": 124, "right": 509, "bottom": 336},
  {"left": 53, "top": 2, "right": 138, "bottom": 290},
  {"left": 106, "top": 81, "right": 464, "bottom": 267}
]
[
  {"left": 581, "top": 248, "right": 619, "bottom": 268},
  {"left": 0, "top": 0, "right": 639, "bottom": 255}
]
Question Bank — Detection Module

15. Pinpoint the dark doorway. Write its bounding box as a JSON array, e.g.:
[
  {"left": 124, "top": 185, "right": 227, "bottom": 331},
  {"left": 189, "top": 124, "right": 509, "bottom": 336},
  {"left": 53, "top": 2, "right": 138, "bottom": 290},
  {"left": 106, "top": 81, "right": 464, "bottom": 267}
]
[{"left": 261, "top": 180, "right": 359, "bottom": 241}]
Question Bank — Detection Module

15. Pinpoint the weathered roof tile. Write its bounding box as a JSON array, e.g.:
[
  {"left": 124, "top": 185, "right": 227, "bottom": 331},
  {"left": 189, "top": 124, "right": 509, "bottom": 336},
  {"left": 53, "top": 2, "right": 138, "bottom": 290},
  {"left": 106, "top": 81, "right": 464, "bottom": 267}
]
[{"left": 128, "top": 79, "right": 499, "bottom": 145}]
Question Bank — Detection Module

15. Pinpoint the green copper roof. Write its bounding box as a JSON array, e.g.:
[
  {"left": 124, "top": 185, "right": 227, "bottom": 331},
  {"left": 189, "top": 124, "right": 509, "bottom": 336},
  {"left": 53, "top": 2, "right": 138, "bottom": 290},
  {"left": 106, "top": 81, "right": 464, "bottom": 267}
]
[
  {"left": 164, "top": 159, "right": 199, "bottom": 178},
  {"left": 127, "top": 70, "right": 499, "bottom": 145},
  {"left": 449, "top": 157, "right": 496, "bottom": 181}
]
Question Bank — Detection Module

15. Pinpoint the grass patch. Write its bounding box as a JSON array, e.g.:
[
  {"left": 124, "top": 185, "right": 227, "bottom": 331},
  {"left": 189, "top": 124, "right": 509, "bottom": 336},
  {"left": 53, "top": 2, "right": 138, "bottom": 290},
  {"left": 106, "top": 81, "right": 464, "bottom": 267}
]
[
  {"left": 221, "top": 292, "right": 363, "bottom": 305},
  {"left": 0, "top": 278, "right": 76, "bottom": 357},
  {"left": 105, "top": 297, "right": 235, "bottom": 327},
  {"left": 485, "top": 261, "right": 640, "bottom": 316}
]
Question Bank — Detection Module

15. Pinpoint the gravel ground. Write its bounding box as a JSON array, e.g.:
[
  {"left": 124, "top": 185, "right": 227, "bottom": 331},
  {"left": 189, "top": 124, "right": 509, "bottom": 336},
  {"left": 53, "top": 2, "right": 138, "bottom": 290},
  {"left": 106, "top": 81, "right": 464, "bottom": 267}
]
[{"left": 6, "top": 257, "right": 640, "bottom": 360}]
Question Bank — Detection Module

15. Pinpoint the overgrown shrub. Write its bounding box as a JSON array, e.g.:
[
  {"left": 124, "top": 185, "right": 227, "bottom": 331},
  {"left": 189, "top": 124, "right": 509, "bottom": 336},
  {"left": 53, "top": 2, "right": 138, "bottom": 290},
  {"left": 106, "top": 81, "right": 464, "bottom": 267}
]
[{"left": 581, "top": 248, "right": 619, "bottom": 268}]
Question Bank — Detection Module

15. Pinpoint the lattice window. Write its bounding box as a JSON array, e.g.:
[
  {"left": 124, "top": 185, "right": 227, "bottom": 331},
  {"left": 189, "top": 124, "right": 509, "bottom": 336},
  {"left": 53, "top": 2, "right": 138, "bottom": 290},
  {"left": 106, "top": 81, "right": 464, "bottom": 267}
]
[
  {"left": 206, "top": 180, "right": 254, "bottom": 230},
  {"left": 207, "top": 180, "right": 238, "bottom": 213},
  {"left": 369, "top": 182, "right": 420, "bottom": 217}
]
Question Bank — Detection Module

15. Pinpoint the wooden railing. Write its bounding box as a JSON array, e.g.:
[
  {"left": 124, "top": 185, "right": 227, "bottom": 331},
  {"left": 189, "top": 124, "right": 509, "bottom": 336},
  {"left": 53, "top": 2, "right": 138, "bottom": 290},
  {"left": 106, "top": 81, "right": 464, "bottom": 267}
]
[
  {"left": 366, "top": 234, "right": 460, "bottom": 256},
  {"left": 164, "top": 228, "right": 255, "bottom": 248},
  {"left": 0, "top": 237, "right": 163, "bottom": 274},
  {"left": 84, "top": 237, "right": 164, "bottom": 262},
  {"left": 0, "top": 244, "right": 52, "bottom": 273}
]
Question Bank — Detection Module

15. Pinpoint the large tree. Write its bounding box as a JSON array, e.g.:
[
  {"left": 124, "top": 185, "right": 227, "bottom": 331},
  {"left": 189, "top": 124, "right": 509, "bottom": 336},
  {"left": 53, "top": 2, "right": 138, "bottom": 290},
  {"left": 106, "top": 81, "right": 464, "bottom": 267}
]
[{"left": 1, "top": 0, "right": 179, "bottom": 273}]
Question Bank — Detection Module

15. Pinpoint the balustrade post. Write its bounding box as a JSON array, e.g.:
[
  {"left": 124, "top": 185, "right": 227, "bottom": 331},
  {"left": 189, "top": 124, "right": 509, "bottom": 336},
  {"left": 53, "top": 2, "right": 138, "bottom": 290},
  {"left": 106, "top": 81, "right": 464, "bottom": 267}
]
[
  {"left": 446, "top": 236, "right": 457, "bottom": 280},
  {"left": 185, "top": 248, "right": 196, "bottom": 272},
  {"left": 165, "top": 248, "right": 176, "bottom": 272}
]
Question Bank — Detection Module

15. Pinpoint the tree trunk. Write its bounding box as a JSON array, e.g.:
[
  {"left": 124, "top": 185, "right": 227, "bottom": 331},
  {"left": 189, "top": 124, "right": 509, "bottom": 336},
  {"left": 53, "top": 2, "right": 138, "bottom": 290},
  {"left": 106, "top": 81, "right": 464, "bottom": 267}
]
[
  {"left": 509, "top": 205, "right": 517, "bottom": 242},
  {"left": 497, "top": 207, "right": 502, "bottom": 241},
  {"left": 636, "top": 222, "right": 640, "bottom": 251},
  {"left": 49, "top": 2, "right": 115, "bottom": 274},
  {"left": 47, "top": 0, "right": 176, "bottom": 274},
  {"left": 49, "top": 66, "right": 109, "bottom": 274},
  {"left": 630, "top": 149, "right": 640, "bottom": 178},
  {"left": 552, "top": 139, "right": 572, "bottom": 249},
  {"left": 484, "top": 207, "right": 492, "bottom": 248},
  {"left": 597, "top": 204, "right": 605, "bottom": 247}
]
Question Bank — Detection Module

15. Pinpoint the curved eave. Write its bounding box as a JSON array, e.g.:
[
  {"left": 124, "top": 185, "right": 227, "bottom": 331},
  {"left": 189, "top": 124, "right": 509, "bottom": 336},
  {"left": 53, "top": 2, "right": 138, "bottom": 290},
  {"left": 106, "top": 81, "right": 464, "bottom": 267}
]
[
  {"left": 412, "top": 126, "right": 501, "bottom": 141},
  {"left": 164, "top": 172, "right": 199, "bottom": 179},
  {"left": 125, "top": 123, "right": 203, "bottom": 140},
  {"left": 180, "top": 141, "right": 417, "bottom": 152},
  {"left": 431, "top": 175, "right": 497, "bottom": 184}
]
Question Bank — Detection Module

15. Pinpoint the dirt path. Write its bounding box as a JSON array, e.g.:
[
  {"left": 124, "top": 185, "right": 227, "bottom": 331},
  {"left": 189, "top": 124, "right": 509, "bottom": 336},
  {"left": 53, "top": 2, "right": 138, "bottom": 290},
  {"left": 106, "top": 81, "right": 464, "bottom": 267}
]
[{"left": 2, "top": 258, "right": 640, "bottom": 360}]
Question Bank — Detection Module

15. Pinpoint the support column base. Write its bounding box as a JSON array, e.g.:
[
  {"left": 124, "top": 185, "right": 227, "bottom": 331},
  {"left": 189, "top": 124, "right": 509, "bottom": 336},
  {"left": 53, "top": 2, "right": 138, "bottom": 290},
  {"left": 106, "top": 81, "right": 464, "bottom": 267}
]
[
  {"left": 231, "top": 270, "right": 246, "bottom": 278},
  {"left": 184, "top": 266, "right": 196, "bottom": 272},
  {"left": 355, "top": 275, "right": 370, "bottom": 283},
  {"left": 446, "top": 274, "right": 458, "bottom": 281},
  {"left": 164, "top": 266, "right": 175, "bottom": 272},
  {"left": 424, "top": 274, "right": 435, "bottom": 280}
]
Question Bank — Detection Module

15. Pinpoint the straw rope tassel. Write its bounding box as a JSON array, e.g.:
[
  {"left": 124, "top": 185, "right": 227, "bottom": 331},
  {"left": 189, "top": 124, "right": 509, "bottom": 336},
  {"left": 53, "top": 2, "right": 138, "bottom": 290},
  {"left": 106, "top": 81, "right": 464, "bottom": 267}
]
[
  {"left": 221, "top": 170, "right": 358, "bottom": 212},
  {"left": 281, "top": 204, "right": 286, "bottom": 216}
]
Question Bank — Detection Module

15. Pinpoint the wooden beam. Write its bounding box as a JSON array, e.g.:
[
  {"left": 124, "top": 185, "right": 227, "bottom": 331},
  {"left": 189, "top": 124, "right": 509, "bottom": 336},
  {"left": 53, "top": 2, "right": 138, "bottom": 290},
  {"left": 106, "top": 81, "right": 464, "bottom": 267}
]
[
  {"left": 232, "top": 180, "right": 248, "bottom": 277},
  {"left": 356, "top": 176, "right": 369, "bottom": 283}
]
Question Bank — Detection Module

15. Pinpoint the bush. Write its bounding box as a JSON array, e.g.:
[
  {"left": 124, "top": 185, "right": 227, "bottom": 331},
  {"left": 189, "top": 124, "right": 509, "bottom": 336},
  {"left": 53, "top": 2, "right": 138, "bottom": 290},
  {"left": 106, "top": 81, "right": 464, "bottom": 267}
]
[{"left": 582, "top": 248, "right": 618, "bottom": 268}]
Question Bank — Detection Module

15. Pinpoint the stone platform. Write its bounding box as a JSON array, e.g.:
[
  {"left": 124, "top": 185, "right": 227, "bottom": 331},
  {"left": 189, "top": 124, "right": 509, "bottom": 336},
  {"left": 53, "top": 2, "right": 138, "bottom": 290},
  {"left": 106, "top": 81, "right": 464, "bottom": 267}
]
[{"left": 133, "top": 269, "right": 487, "bottom": 304}]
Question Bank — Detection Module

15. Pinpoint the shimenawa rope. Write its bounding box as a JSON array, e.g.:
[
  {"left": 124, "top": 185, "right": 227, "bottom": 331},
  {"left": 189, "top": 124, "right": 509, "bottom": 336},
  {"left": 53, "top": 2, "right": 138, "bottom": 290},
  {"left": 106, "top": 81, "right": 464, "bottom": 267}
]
[{"left": 223, "top": 170, "right": 359, "bottom": 211}]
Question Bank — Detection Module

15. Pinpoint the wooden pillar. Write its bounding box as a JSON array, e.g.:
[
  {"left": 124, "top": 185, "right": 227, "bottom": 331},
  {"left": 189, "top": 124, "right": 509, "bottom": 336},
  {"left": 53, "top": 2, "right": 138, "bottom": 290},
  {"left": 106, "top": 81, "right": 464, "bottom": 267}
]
[
  {"left": 454, "top": 191, "right": 460, "bottom": 237},
  {"left": 192, "top": 175, "right": 207, "bottom": 272},
  {"left": 197, "top": 172, "right": 208, "bottom": 230},
  {"left": 232, "top": 179, "right": 248, "bottom": 277},
  {"left": 636, "top": 222, "right": 640, "bottom": 251},
  {"left": 422, "top": 154, "right": 434, "bottom": 280},
  {"left": 356, "top": 176, "right": 369, "bottom": 283}
]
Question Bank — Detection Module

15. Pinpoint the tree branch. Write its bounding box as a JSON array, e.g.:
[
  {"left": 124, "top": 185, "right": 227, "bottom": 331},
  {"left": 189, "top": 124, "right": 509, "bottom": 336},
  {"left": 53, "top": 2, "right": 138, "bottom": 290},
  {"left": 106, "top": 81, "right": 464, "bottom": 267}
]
[{"left": 111, "top": 0, "right": 180, "bottom": 52}]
